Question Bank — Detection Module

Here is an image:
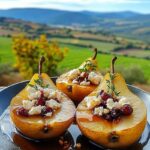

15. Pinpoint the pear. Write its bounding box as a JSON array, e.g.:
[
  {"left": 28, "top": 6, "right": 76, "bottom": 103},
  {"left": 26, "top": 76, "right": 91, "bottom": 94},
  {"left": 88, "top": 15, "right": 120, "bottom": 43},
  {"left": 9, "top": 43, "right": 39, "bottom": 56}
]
[
  {"left": 76, "top": 57, "right": 147, "bottom": 148},
  {"left": 10, "top": 56, "right": 76, "bottom": 139},
  {"left": 56, "top": 48, "right": 103, "bottom": 102}
]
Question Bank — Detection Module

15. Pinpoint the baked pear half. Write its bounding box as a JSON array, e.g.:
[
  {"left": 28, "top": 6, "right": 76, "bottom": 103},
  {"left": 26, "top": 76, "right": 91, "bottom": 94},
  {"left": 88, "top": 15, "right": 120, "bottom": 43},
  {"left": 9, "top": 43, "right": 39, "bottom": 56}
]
[
  {"left": 76, "top": 57, "right": 147, "bottom": 148},
  {"left": 56, "top": 48, "right": 103, "bottom": 102},
  {"left": 10, "top": 57, "right": 76, "bottom": 139}
]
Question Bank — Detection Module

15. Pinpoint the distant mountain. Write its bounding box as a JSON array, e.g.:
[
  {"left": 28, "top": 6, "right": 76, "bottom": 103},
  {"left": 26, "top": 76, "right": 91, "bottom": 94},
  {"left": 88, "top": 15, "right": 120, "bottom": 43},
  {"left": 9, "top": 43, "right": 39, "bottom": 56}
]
[
  {"left": 0, "top": 8, "right": 144, "bottom": 25},
  {"left": 0, "top": 8, "right": 149, "bottom": 41},
  {"left": 82, "top": 11, "right": 140, "bottom": 19},
  {"left": 0, "top": 8, "right": 98, "bottom": 25}
]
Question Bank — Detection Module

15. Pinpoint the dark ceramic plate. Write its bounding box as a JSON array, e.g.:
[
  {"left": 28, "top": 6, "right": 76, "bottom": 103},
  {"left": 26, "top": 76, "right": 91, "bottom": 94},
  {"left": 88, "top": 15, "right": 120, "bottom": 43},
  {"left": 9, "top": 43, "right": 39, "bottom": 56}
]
[{"left": 0, "top": 77, "right": 150, "bottom": 150}]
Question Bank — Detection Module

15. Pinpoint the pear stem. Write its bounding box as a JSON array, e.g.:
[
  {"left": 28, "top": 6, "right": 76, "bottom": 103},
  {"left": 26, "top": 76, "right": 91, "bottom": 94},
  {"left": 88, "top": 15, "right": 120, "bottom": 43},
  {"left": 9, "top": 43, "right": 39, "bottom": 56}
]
[
  {"left": 92, "top": 48, "right": 98, "bottom": 60},
  {"left": 38, "top": 56, "right": 45, "bottom": 77},
  {"left": 111, "top": 56, "right": 117, "bottom": 74}
]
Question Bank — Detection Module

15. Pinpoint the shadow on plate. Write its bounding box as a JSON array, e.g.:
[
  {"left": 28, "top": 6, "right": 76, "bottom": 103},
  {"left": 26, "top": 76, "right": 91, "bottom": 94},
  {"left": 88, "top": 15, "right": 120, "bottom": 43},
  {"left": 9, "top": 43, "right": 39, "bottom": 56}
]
[{"left": 12, "top": 131, "right": 74, "bottom": 150}]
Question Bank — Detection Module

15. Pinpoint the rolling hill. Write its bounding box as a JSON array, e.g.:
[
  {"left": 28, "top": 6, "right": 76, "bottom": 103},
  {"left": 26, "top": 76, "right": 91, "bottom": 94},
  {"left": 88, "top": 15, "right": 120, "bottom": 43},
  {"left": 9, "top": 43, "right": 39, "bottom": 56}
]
[
  {"left": 0, "top": 8, "right": 150, "bottom": 42},
  {"left": 0, "top": 16, "right": 149, "bottom": 59}
]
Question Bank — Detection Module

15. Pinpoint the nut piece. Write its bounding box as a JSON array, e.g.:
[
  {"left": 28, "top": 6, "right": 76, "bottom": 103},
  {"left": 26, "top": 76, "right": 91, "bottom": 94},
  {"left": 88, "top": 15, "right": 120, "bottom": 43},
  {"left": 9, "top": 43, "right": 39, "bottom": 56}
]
[
  {"left": 75, "top": 143, "right": 81, "bottom": 149},
  {"left": 59, "top": 139, "right": 64, "bottom": 146}
]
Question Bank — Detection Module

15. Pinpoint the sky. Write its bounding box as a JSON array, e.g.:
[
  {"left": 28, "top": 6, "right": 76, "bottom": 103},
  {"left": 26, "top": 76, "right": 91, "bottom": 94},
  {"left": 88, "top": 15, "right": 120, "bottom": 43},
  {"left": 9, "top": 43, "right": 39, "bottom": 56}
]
[{"left": 0, "top": 0, "right": 149, "bottom": 14}]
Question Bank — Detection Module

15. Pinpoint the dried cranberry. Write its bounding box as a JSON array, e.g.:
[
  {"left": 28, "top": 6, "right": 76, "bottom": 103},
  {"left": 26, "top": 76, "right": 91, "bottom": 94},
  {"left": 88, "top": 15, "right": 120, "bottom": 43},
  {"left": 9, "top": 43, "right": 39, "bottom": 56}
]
[
  {"left": 67, "top": 85, "right": 72, "bottom": 92},
  {"left": 17, "top": 107, "right": 28, "bottom": 117},
  {"left": 46, "top": 107, "right": 53, "bottom": 113},
  {"left": 36, "top": 97, "right": 45, "bottom": 106},
  {"left": 113, "top": 98, "right": 119, "bottom": 102},
  {"left": 111, "top": 108, "right": 121, "bottom": 119},
  {"left": 100, "top": 91, "right": 111, "bottom": 101},
  {"left": 76, "top": 76, "right": 84, "bottom": 83},
  {"left": 41, "top": 107, "right": 53, "bottom": 116},
  {"left": 99, "top": 100, "right": 107, "bottom": 108},
  {"left": 40, "top": 90, "right": 44, "bottom": 98},
  {"left": 100, "top": 90, "right": 104, "bottom": 95},
  {"left": 121, "top": 104, "right": 133, "bottom": 116},
  {"left": 103, "top": 114, "right": 113, "bottom": 121},
  {"left": 82, "top": 72, "right": 89, "bottom": 78}
]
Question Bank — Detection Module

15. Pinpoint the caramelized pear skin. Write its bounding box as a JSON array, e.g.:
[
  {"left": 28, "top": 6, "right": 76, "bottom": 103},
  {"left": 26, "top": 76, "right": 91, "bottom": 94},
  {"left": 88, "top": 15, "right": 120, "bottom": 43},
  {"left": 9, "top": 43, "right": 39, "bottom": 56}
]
[
  {"left": 76, "top": 73, "right": 147, "bottom": 148},
  {"left": 56, "top": 81, "right": 98, "bottom": 103},
  {"left": 10, "top": 73, "right": 76, "bottom": 139}
]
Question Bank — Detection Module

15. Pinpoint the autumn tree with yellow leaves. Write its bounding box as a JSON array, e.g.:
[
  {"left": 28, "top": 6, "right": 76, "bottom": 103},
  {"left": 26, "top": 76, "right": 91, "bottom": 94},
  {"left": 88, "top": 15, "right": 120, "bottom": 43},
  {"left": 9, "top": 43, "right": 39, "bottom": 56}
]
[{"left": 13, "top": 35, "right": 66, "bottom": 79}]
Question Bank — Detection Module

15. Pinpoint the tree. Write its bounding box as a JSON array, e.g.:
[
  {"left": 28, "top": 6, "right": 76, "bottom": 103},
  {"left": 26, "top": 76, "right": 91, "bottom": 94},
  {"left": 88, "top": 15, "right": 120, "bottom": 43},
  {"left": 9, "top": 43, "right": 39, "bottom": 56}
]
[{"left": 13, "top": 35, "right": 67, "bottom": 79}]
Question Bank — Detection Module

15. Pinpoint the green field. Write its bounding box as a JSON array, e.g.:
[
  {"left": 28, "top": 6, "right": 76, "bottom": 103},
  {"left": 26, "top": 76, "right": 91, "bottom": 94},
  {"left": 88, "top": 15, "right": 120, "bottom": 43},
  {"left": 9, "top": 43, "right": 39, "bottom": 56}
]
[
  {"left": 0, "top": 37, "right": 14, "bottom": 64},
  {"left": 0, "top": 37, "right": 150, "bottom": 83},
  {"left": 51, "top": 37, "right": 121, "bottom": 52},
  {"left": 117, "top": 49, "right": 150, "bottom": 58}
]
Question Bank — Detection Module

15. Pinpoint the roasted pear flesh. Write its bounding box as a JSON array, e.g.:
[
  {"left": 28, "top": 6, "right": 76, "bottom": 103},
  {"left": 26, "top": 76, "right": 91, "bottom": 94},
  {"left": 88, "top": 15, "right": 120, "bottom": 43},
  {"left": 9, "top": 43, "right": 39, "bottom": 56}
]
[
  {"left": 76, "top": 57, "right": 147, "bottom": 148},
  {"left": 56, "top": 48, "right": 103, "bottom": 102},
  {"left": 10, "top": 56, "right": 76, "bottom": 139}
]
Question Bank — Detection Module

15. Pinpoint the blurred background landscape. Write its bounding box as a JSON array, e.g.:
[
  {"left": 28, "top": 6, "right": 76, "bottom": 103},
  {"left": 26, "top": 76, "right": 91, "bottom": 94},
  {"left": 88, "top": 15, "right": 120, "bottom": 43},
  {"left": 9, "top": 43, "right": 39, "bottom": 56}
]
[{"left": 0, "top": 0, "right": 150, "bottom": 91}]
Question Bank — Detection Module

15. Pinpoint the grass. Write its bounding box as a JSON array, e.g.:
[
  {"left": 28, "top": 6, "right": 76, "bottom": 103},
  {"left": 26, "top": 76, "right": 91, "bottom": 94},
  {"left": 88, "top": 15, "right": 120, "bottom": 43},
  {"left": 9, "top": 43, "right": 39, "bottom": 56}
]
[
  {"left": 0, "top": 37, "right": 14, "bottom": 64},
  {"left": 0, "top": 37, "right": 150, "bottom": 83}
]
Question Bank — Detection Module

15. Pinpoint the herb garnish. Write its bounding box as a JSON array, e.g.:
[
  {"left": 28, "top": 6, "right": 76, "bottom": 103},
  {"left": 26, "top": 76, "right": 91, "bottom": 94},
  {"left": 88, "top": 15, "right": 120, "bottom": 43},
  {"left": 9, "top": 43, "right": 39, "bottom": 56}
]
[
  {"left": 106, "top": 73, "right": 120, "bottom": 97},
  {"left": 79, "top": 60, "right": 96, "bottom": 72},
  {"left": 28, "top": 78, "right": 49, "bottom": 90}
]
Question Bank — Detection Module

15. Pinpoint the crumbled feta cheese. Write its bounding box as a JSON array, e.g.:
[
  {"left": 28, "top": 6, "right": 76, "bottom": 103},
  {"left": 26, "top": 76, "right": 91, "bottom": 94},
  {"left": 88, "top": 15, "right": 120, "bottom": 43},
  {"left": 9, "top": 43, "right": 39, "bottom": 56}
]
[
  {"left": 106, "top": 98, "right": 121, "bottom": 109},
  {"left": 103, "top": 108, "right": 110, "bottom": 114},
  {"left": 72, "top": 79, "right": 79, "bottom": 84},
  {"left": 106, "top": 98, "right": 115, "bottom": 109},
  {"left": 46, "top": 99, "right": 61, "bottom": 109},
  {"left": 28, "top": 106, "right": 45, "bottom": 115},
  {"left": 22, "top": 100, "right": 35, "bottom": 110},
  {"left": 94, "top": 107, "right": 104, "bottom": 116},
  {"left": 80, "top": 81, "right": 90, "bottom": 86},
  {"left": 55, "top": 91, "right": 67, "bottom": 101},
  {"left": 47, "top": 89, "right": 56, "bottom": 99},
  {"left": 88, "top": 72, "right": 101, "bottom": 85},
  {"left": 85, "top": 96, "right": 101, "bottom": 109},
  {"left": 45, "top": 112, "right": 52, "bottom": 117},
  {"left": 43, "top": 88, "right": 50, "bottom": 97},
  {"left": 113, "top": 102, "right": 121, "bottom": 108},
  {"left": 28, "top": 90, "right": 41, "bottom": 100},
  {"left": 80, "top": 72, "right": 86, "bottom": 77},
  {"left": 26, "top": 86, "right": 36, "bottom": 93},
  {"left": 36, "top": 85, "right": 43, "bottom": 91},
  {"left": 69, "top": 69, "right": 80, "bottom": 79},
  {"left": 119, "top": 97, "right": 130, "bottom": 106},
  {"left": 56, "top": 91, "right": 64, "bottom": 100}
]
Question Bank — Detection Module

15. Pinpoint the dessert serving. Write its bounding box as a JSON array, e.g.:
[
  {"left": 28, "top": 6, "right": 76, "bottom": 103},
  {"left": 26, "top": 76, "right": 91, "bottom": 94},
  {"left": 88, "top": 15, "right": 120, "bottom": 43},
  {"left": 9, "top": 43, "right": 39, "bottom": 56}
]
[
  {"left": 10, "top": 57, "right": 76, "bottom": 139},
  {"left": 76, "top": 57, "right": 147, "bottom": 148},
  {"left": 56, "top": 48, "right": 103, "bottom": 102}
]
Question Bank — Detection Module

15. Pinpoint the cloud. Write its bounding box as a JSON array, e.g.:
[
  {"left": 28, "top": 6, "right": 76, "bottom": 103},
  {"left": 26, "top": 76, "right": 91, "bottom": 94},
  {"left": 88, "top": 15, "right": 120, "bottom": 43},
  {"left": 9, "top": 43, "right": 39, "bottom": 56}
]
[
  {"left": 34, "top": 0, "right": 150, "bottom": 6},
  {"left": 0, "top": 0, "right": 149, "bottom": 13}
]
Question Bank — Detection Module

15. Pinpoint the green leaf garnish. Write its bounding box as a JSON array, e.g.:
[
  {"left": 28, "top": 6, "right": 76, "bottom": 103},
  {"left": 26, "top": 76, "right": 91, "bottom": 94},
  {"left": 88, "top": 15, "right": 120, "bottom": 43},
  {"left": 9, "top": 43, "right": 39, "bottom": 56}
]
[
  {"left": 106, "top": 73, "right": 120, "bottom": 97},
  {"left": 80, "top": 60, "right": 96, "bottom": 73},
  {"left": 28, "top": 78, "right": 49, "bottom": 90}
]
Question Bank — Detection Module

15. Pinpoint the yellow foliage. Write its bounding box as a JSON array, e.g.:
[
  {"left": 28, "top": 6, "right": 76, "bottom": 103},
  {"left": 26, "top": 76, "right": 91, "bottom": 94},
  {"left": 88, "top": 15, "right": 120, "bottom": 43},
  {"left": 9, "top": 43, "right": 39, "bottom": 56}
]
[{"left": 13, "top": 35, "right": 66, "bottom": 79}]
